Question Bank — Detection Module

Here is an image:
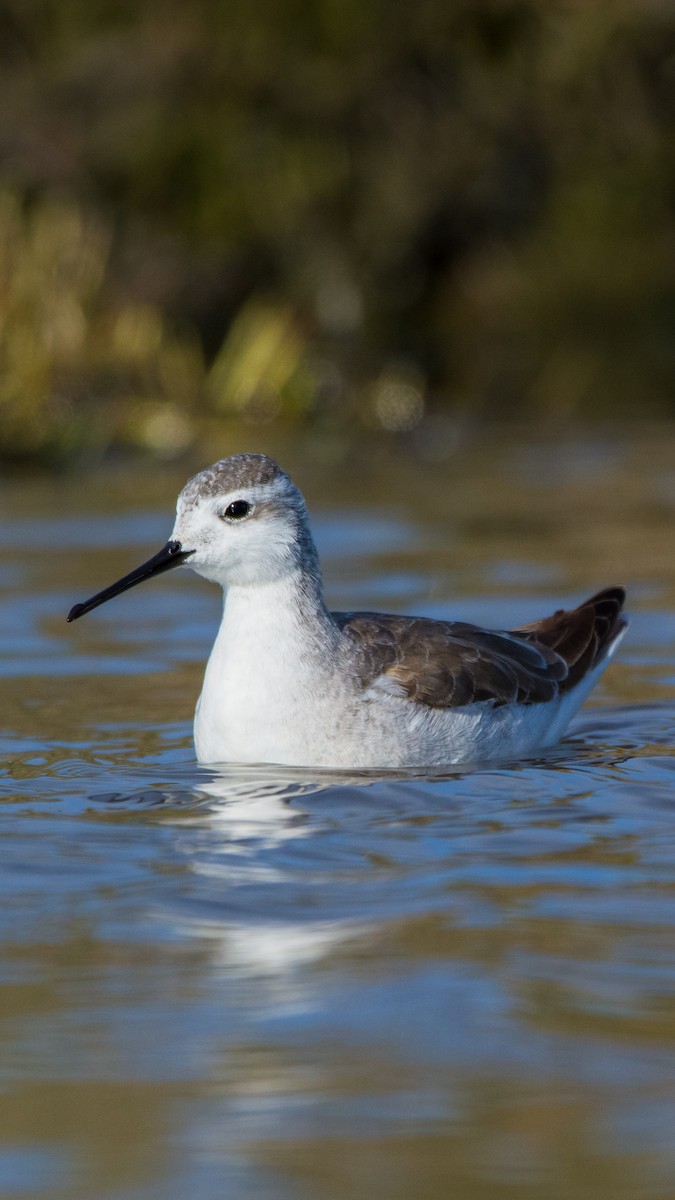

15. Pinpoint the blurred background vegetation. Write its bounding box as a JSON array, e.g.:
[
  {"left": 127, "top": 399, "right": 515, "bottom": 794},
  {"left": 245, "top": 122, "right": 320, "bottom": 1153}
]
[{"left": 0, "top": 0, "right": 674, "bottom": 466}]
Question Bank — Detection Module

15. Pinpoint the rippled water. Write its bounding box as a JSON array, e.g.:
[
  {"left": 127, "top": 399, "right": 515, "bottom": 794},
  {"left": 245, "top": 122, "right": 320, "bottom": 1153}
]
[{"left": 1, "top": 430, "right": 674, "bottom": 1199}]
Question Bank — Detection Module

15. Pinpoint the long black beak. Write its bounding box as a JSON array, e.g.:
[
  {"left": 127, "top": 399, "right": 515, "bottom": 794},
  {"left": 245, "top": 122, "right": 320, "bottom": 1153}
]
[{"left": 67, "top": 540, "right": 195, "bottom": 622}]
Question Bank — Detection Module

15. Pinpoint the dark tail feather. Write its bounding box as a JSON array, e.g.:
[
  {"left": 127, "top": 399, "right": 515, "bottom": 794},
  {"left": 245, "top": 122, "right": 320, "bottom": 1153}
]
[{"left": 515, "top": 586, "right": 627, "bottom": 692}]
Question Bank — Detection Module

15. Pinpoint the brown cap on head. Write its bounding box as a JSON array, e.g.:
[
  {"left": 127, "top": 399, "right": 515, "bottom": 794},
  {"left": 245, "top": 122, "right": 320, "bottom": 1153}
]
[{"left": 180, "top": 454, "right": 289, "bottom": 508}]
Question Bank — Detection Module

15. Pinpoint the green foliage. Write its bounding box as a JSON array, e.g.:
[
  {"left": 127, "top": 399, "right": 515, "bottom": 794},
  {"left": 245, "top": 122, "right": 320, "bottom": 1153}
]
[
  {"left": 0, "top": 192, "right": 202, "bottom": 462},
  {"left": 0, "top": 0, "right": 674, "bottom": 462}
]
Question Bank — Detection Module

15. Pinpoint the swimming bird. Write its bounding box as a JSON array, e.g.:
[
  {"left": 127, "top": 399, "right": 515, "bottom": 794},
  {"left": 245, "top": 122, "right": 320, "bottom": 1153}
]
[{"left": 67, "top": 453, "right": 627, "bottom": 769}]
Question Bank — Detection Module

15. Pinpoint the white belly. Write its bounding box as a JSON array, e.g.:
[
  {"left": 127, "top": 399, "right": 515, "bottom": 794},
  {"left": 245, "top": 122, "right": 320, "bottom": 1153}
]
[{"left": 194, "top": 669, "right": 595, "bottom": 770}]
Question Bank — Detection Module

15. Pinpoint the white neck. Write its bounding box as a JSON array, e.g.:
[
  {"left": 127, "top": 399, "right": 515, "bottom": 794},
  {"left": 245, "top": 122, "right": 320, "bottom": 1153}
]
[
  {"left": 220, "top": 567, "right": 334, "bottom": 660},
  {"left": 194, "top": 568, "right": 340, "bottom": 763}
]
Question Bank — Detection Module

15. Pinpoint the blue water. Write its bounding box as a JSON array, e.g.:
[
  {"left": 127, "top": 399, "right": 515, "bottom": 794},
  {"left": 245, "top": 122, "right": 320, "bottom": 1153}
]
[{"left": 1, "top": 435, "right": 674, "bottom": 1200}]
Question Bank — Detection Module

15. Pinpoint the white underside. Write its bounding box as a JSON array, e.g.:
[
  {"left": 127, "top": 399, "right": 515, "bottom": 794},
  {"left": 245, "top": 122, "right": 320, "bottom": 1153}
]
[{"left": 193, "top": 578, "right": 626, "bottom": 771}]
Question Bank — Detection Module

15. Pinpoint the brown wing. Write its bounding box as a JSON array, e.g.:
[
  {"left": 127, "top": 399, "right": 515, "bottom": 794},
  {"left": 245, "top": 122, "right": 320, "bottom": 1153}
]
[
  {"left": 335, "top": 586, "right": 626, "bottom": 710},
  {"left": 515, "top": 585, "right": 627, "bottom": 690}
]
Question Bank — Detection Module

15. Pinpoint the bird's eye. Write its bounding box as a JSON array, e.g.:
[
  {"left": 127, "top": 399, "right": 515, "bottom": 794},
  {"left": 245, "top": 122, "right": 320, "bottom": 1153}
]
[{"left": 223, "top": 500, "right": 252, "bottom": 521}]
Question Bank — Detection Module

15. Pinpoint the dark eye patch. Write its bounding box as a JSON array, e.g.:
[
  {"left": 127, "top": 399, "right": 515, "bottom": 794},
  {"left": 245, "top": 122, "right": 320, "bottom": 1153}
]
[{"left": 223, "top": 500, "right": 252, "bottom": 520}]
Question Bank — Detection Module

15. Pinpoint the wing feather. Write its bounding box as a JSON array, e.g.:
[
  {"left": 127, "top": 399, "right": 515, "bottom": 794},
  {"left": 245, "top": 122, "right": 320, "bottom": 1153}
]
[{"left": 335, "top": 586, "right": 626, "bottom": 710}]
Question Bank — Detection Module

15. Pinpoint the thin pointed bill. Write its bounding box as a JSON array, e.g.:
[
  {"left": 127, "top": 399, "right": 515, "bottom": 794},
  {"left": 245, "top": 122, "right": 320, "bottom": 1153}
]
[{"left": 67, "top": 540, "right": 195, "bottom": 622}]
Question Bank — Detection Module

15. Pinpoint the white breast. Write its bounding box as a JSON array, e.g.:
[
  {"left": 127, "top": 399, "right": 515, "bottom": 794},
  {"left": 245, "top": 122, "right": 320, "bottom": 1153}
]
[{"left": 194, "top": 579, "right": 346, "bottom": 765}]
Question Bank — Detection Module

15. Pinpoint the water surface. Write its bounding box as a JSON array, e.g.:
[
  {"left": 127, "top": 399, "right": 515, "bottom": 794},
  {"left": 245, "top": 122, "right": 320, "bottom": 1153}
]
[{"left": 1, "top": 430, "right": 674, "bottom": 1199}]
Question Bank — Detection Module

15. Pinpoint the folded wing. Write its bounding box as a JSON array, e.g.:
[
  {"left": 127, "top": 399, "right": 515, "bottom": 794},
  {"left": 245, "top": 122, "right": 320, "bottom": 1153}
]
[{"left": 336, "top": 586, "right": 626, "bottom": 709}]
